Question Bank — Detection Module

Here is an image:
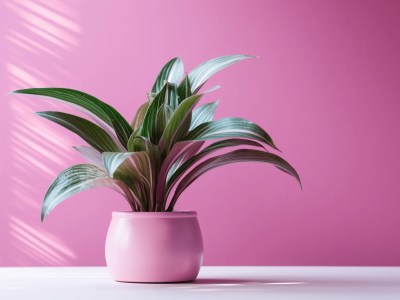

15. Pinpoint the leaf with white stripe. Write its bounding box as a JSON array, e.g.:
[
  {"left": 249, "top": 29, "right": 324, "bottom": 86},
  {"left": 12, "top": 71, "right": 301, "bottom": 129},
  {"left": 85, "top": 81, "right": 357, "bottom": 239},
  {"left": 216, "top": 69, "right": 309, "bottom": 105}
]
[
  {"left": 167, "top": 138, "right": 265, "bottom": 194},
  {"left": 142, "top": 83, "right": 175, "bottom": 143},
  {"left": 155, "top": 141, "right": 204, "bottom": 206},
  {"left": 188, "top": 54, "right": 254, "bottom": 93},
  {"left": 73, "top": 146, "right": 103, "bottom": 167},
  {"left": 177, "top": 75, "right": 191, "bottom": 103},
  {"left": 185, "top": 117, "right": 279, "bottom": 150},
  {"left": 12, "top": 88, "right": 132, "bottom": 148},
  {"left": 158, "top": 94, "right": 203, "bottom": 151},
  {"left": 41, "top": 164, "right": 135, "bottom": 221},
  {"left": 103, "top": 151, "right": 156, "bottom": 210},
  {"left": 102, "top": 152, "right": 136, "bottom": 177},
  {"left": 37, "top": 111, "right": 120, "bottom": 152},
  {"left": 167, "top": 149, "right": 301, "bottom": 211},
  {"left": 152, "top": 57, "right": 184, "bottom": 94},
  {"left": 131, "top": 102, "right": 149, "bottom": 131},
  {"left": 127, "top": 135, "right": 157, "bottom": 152},
  {"left": 190, "top": 101, "right": 219, "bottom": 130}
]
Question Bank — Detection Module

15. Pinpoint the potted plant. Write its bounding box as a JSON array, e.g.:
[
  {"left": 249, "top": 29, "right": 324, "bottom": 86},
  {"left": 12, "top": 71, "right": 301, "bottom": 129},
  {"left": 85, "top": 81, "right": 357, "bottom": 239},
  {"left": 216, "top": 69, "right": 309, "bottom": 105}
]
[{"left": 11, "top": 55, "right": 301, "bottom": 283}]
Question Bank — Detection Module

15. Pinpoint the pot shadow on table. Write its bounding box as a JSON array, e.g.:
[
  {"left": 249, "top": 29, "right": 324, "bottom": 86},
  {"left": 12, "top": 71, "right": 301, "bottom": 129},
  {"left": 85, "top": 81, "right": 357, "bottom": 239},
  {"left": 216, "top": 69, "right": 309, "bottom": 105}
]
[{"left": 161, "top": 277, "right": 400, "bottom": 293}]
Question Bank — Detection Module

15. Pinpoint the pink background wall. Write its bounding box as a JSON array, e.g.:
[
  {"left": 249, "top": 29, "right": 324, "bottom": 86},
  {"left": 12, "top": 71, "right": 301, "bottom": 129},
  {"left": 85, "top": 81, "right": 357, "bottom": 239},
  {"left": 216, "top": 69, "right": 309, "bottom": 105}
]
[{"left": 1, "top": 0, "right": 400, "bottom": 266}]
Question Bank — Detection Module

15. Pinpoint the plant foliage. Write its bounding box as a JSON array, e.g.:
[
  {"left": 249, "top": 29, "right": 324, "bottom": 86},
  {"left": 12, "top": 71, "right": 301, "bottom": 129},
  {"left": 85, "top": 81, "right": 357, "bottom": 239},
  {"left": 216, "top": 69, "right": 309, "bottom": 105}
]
[{"left": 11, "top": 55, "right": 301, "bottom": 221}]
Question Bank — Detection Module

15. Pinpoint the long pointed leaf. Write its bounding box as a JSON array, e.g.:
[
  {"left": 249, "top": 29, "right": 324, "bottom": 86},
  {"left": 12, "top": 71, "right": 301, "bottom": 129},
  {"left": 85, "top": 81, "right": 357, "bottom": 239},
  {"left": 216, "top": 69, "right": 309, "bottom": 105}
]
[
  {"left": 152, "top": 57, "right": 184, "bottom": 94},
  {"left": 167, "top": 149, "right": 301, "bottom": 211},
  {"left": 158, "top": 94, "right": 203, "bottom": 152},
  {"left": 185, "top": 117, "right": 279, "bottom": 150},
  {"left": 151, "top": 104, "right": 173, "bottom": 145},
  {"left": 103, "top": 151, "right": 156, "bottom": 210},
  {"left": 190, "top": 101, "right": 219, "bottom": 130},
  {"left": 142, "top": 83, "right": 175, "bottom": 143},
  {"left": 37, "top": 111, "right": 120, "bottom": 152},
  {"left": 167, "top": 138, "right": 265, "bottom": 194},
  {"left": 73, "top": 146, "right": 103, "bottom": 167},
  {"left": 155, "top": 141, "right": 204, "bottom": 208},
  {"left": 131, "top": 102, "right": 149, "bottom": 131},
  {"left": 12, "top": 88, "right": 132, "bottom": 147},
  {"left": 42, "top": 164, "right": 135, "bottom": 221},
  {"left": 177, "top": 75, "right": 191, "bottom": 103},
  {"left": 188, "top": 54, "right": 254, "bottom": 93}
]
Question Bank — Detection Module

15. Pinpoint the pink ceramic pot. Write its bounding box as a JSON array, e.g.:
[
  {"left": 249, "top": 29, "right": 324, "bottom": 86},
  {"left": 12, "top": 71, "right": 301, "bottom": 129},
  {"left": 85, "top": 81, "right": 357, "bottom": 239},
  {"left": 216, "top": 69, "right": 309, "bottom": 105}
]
[{"left": 105, "top": 211, "right": 203, "bottom": 283}]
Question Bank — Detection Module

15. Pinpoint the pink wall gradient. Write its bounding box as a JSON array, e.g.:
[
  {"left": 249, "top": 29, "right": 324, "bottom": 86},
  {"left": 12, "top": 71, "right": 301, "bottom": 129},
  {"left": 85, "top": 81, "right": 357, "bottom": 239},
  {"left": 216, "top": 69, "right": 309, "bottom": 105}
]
[{"left": 1, "top": 0, "right": 400, "bottom": 266}]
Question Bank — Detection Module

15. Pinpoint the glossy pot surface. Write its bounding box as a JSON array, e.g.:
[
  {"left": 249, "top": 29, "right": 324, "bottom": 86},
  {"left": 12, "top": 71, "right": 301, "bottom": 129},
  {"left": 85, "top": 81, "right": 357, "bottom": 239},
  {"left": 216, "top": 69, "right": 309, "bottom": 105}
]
[{"left": 105, "top": 211, "right": 203, "bottom": 283}]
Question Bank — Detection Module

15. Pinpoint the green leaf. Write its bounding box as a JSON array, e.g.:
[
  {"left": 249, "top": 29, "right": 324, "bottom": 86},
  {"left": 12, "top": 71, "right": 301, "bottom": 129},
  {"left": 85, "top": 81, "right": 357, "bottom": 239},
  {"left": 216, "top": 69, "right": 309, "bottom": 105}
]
[
  {"left": 155, "top": 141, "right": 204, "bottom": 208},
  {"left": 127, "top": 135, "right": 156, "bottom": 152},
  {"left": 37, "top": 111, "right": 120, "bottom": 152},
  {"left": 188, "top": 54, "right": 254, "bottom": 93},
  {"left": 167, "top": 149, "right": 301, "bottom": 211},
  {"left": 177, "top": 75, "right": 192, "bottom": 103},
  {"left": 102, "top": 152, "right": 135, "bottom": 177},
  {"left": 103, "top": 151, "right": 157, "bottom": 210},
  {"left": 190, "top": 101, "right": 219, "bottom": 130},
  {"left": 185, "top": 117, "right": 279, "bottom": 150},
  {"left": 12, "top": 88, "right": 132, "bottom": 148},
  {"left": 166, "top": 83, "right": 179, "bottom": 110},
  {"left": 142, "top": 83, "right": 176, "bottom": 143},
  {"left": 41, "top": 164, "right": 135, "bottom": 221},
  {"left": 167, "top": 138, "right": 265, "bottom": 193},
  {"left": 158, "top": 94, "right": 203, "bottom": 152},
  {"left": 73, "top": 146, "right": 103, "bottom": 167},
  {"left": 151, "top": 104, "right": 173, "bottom": 145},
  {"left": 131, "top": 102, "right": 149, "bottom": 131},
  {"left": 166, "top": 141, "right": 204, "bottom": 182},
  {"left": 152, "top": 57, "right": 184, "bottom": 94}
]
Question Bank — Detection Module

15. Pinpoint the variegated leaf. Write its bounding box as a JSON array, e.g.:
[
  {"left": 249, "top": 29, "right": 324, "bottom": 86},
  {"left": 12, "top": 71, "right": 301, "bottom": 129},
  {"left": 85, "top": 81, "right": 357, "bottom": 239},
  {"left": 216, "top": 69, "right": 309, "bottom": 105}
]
[
  {"left": 158, "top": 94, "right": 203, "bottom": 152},
  {"left": 131, "top": 102, "right": 149, "bottom": 131},
  {"left": 185, "top": 117, "right": 279, "bottom": 150},
  {"left": 37, "top": 111, "right": 120, "bottom": 152},
  {"left": 190, "top": 101, "right": 219, "bottom": 130},
  {"left": 167, "top": 149, "right": 301, "bottom": 211},
  {"left": 152, "top": 57, "right": 184, "bottom": 94},
  {"left": 142, "top": 83, "right": 176, "bottom": 143},
  {"left": 42, "top": 164, "right": 136, "bottom": 221},
  {"left": 177, "top": 75, "right": 191, "bottom": 103},
  {"left": 188, "top": 55, "right": 254, "bottom": 93},
  {"left": 73, "top": 146, "right": 103, "bottom": 167},
  {"left": 167, "top": 138, "right": 265, "bottom": 195},
  {"left": 12, "top": 88, "right": 132, "bottom": 148}
]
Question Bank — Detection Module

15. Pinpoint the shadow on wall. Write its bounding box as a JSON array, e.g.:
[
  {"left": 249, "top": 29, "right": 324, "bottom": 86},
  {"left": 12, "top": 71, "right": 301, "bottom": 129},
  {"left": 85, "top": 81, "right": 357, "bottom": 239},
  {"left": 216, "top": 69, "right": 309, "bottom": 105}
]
[{"left": 3, "top": 0, "right": 81, "bottom": 266}]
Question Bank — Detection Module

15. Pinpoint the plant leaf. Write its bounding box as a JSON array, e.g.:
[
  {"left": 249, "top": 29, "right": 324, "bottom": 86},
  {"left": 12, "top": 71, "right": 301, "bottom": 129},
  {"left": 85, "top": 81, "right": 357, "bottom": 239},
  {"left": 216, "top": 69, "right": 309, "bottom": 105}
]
[
  {"left": 151, "top": 104, "right": 173, "bottom": 145},
  {"left": 190, "top": 101, "right": 219, "bottom": 130},
  {"left": 185, "top": 117, "right": 279, "bottom": 150},
  {"left": 131, "top": 102, "right": 149, "bottom": 131},
  {"left": 151, "top": 57, "right": 184, "bottom": 94},
  {"left": 41, "top": 164, "right": 135, "bottom": 221},
  {"left": 142, "top": 83, "right": 175, "bottom": 143},
  {"left": 73, "top": 146, "right": 103, "bottom": 167},
  {"left": 37, "top": 111, "right": 120, "bottom": 152},
  {"left": 155, "top": 141, "right": 204, "bottom": 208},
  {"left": 158, "top": 94, "right": 203, "bottom": 152},
  {"left": 167, "top": 138, "right": 265, "bottom": 194},
  {"left": 188, "top": 54, "right": 254, "bottom": 93},
  {"left": 167, "top": 149, "right": 301, "bottom": 211},
  {"left": 177, "top": 75, "right": 192, "bottom": 103},
  {"left": 166, "top": 83, "right": 179, "bottom": 110},
  {"left": 166, "top": 141, "right": 204, "bottom": 183},
  {"left": 127, "top": 135, "right": 156, "bottom": 152},
  {"left": 103, "top": 151, "right": 156, "bottom": 210},
  {"left": 12, "top": 88, "right": 132, "bottom": 148}
]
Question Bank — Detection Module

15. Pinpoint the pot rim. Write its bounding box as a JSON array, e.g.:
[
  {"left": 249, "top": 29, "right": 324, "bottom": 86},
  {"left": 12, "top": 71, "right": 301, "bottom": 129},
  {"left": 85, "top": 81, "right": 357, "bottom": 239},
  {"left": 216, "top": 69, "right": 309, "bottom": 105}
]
[{"left": 112, "top": 211, "right": 197, "bottom": 218}]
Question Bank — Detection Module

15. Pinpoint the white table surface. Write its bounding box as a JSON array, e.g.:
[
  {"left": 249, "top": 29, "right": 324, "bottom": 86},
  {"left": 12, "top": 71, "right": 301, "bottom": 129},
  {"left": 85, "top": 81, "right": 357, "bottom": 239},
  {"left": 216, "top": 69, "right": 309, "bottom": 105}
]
[{"left": 0, "top": 266, "right": 399, "bottom": 299}]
